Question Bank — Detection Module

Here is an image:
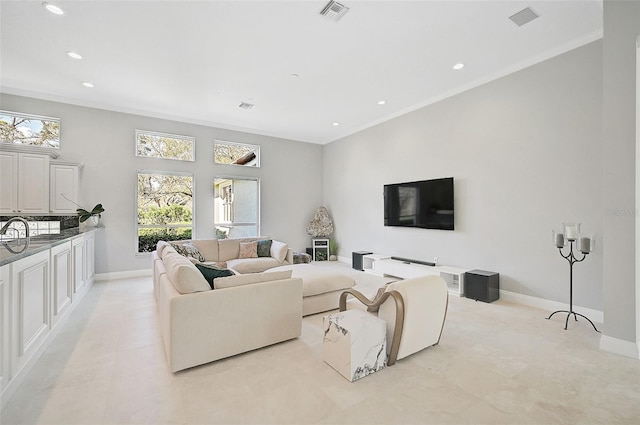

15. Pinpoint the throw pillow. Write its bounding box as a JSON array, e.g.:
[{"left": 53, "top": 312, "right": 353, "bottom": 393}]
[
  {"left": 270, "top": 240, "right": 288, "bottom": 263},
  {"left": 194, "top": 263, "right": 235, "bottom": 289},
  {"left": 239, "top": 241, "right": 258, "bottom": 259},
  {"left": 257, "top": 239, "right": 272, "bottom": 257},
  {"left": 170, "top": 242, "right": 205, "bottom": 262}
]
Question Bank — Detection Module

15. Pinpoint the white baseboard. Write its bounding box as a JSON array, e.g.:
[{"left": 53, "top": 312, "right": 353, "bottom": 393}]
[
  {"left": 94, "top": 269, "right": 152, "bottom": 282},
  {"left": 499, "top": 289, "right": 604, "bottom": 324},
  {"left": 599, "top": 335, "right": 640, "bottom": 359}
]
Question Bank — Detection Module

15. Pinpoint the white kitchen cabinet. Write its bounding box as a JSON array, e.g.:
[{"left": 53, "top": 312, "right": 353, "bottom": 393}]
[
  {"left": 84, "top": 231, "right": 95, "bottom": 284},
  {"left": 50, "top": 241, "right": 73, "bottom": 328},
  {"left": 0, "top": 152, "right": 50, "bottom": 214},
  {"left": 10, "top": 250, "right": 50, "bottom": 378},
  {"left": 72, "top": 236, "right": 86, "bottom": 295},
  {"left": 0, "top": 264, "right": 9, "bottom": 390},
  {"left": 17, "top": 153, "right": 50, "bottom": 213},
  {"left": 0, "top": 230, "right": 98, "bottom": 409},
  {"left": 0, "top": 152, "right": 18, "bottom": 214},
  {"left": 50, "top": 162, "right": 80, "bottom": 214}
]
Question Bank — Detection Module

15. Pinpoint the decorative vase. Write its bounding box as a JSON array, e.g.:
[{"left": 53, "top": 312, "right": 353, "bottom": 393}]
[{"left": 86, "top": 215, "right": 101, "bottom": 227}]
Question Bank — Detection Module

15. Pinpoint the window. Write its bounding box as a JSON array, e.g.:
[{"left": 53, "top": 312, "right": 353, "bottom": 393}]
[
  {"left": 0, "top": 110, "right": 60, "bottom": 148},
  {"left": 214, "top": 177, "right": 259, "bottom": 239},
  {"left": 137, "top": 171, "right": 193, "bottom": 253},
  {"left": 214, "top": 140, "right": 260, "bottom": 167},
  {"left": 136, "top": 130, "right": 194, "bottom": 161}
]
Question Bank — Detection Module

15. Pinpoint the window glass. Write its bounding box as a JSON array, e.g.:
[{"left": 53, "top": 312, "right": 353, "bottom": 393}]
[
  {"left": 214, "top": 140, "right": 260, "bottom": 167},
  {"left": 0, "top": 111, "right": 60, "bottom": 148},
  {"left": 137, "top": 171, "right": 193, "bottom": 253},
  {"left": 136, "top": 130, "right": 194, "bottom": 161},
  {"left": 214, "top": 177, "right": 259, "bottom": 239}
]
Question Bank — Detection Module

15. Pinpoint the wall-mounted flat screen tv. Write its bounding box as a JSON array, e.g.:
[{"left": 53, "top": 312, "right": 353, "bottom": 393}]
[{"left": 384, "top": 177, "right": 454, "bottom": 230}]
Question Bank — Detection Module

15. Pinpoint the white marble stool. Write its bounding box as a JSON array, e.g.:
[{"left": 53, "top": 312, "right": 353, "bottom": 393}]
[{"left": 323, "top": 309, "right": 386, "bottom": 381}]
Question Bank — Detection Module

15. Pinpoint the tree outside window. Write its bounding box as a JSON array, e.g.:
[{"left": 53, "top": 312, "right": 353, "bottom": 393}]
[
  {"left": 0, "top": 111, "right": 60, "bottom": 148},
  {"left": 214, "top": 140, "right": 260, "bottom": 167},
  {"left": 136, "top": 130, "right": 194, "bottom": 161},
  {"left": 137, "top": 172, "right": 193, "bottom": 253}
]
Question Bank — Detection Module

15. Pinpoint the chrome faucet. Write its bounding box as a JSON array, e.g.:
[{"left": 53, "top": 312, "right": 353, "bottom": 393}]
[
  {"left": 0, "top": 217, "right": 30, "bottom": 238},
  {"left": 0, "top": 217, "right": 30, "bottom": 253}
]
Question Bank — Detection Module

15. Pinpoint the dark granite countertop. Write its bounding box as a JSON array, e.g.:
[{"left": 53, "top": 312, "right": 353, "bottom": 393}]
[{"left": 0, "top": 227, "right": 100, "bottom": 267}]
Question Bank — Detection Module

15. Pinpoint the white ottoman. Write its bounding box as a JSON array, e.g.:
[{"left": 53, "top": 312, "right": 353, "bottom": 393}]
[
  {"left": 323, "top": 309, "right": 386, "bottom": 381},
  {"left": 268, "top": 264, "right": 356, "bottom": 315}
]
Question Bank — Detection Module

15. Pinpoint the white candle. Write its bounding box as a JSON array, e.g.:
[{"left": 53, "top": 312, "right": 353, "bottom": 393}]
[
  {"left": 555, "top": 233, "right": 564, "bottom": 247},
  {"left": 563, "top": 222, "right": 580, "bottom": 241},
  {"left": 580, "top": 237, "right": 591, "bottom": 253}
]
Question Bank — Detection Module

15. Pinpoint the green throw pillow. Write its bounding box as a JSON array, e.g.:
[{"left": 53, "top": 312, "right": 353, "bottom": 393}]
[
  {"left": 194, "top": 263, "right": 235, "bottom": 289},
  {"left": 257, "top": 239, "right": 272, "bottom": 257}
]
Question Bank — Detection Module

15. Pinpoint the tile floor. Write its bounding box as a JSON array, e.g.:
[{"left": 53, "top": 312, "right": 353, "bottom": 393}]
[{"left": 1, "top": 263, "right": 639, "bottom": 425}]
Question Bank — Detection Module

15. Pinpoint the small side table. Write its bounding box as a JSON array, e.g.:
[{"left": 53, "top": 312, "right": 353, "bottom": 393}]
[
  {"left": 312, "top": 238, "right": 329, "bottom": 261},
  {"left": 323, "top": 309, "right": 386, "bottom": 381}
]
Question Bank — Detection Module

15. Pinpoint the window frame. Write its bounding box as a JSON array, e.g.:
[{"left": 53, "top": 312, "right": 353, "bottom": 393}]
[
  {"left": 213, "top": 139, "right": 261, "bottom": 168},
  {"left": 135, "top": 169, "right": 195, "bottom": 255},
  {"left": 135, "top": 129, "right": 195, "bottom": 162}
]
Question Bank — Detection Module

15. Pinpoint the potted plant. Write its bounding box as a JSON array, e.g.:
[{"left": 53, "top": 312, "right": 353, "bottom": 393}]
[
  {"left": 77, "top": 203, "right": 105, "bottom": 226},
  {"left": 329, "top": 239, "right": 339, "bottom": 261}
]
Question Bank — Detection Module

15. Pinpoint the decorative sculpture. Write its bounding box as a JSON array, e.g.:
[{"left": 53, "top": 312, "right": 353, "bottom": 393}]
[{"left": 307, "top": 206, "right": 334, "bottom": 237}]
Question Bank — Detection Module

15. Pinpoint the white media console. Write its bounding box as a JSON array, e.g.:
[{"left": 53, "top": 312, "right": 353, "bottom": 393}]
[{"left": 362, "top": 254, "right": 468, "bottom": 296}]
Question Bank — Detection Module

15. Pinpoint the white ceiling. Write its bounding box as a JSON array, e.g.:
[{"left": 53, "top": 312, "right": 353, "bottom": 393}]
[{"left": 0, "top": 1, "right": 603, "bottom": 144}]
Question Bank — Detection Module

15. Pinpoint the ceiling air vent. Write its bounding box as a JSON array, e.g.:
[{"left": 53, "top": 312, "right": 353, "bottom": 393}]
[
  {"left": 320, "top": 1, "right": 350, "bottom": 22},
  {"left": 509, "top": 7, "right": 539, "bottom": 27},
  {"left": 238, "top": 102, "right": 254, "bottom": 110}
]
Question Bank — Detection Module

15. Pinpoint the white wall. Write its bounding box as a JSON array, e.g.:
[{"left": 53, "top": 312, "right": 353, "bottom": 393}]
[
  {"left": 602, "top": 0, "right": 639, "bottom": 344},
  {"left": 0, "top": 94, "right": 324, "bottom": 273},
  {"left": 323, "top": 41, "right": 603, "bottom": 310}
]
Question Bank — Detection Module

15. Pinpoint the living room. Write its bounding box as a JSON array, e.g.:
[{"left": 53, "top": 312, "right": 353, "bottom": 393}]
[{"left": 0, "top": 1, "right": 639, "bottom": 423}]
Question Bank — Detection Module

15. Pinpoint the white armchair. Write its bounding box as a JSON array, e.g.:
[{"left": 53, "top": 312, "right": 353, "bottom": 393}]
[{"left": 339, "top": 275, "right": 448, "bottom": 366}]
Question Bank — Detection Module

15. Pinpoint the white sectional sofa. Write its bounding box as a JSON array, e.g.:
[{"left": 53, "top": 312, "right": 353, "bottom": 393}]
[
  {"left": 152, "top": 240, "right": 302, "bottom": 372},
  {"left": 164, "top": 237, "right": 293, "bottom": 274}
]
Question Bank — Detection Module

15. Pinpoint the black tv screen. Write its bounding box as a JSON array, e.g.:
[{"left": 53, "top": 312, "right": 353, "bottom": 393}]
[{"left": 384, "top": 177, "right": 454, "bottom": 230}]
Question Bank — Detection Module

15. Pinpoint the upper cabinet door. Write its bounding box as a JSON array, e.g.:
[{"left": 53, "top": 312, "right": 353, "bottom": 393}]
[
  {"left": 0, "top": 152, "right": 18, "bottom": 213},
  {"left": 50, "top": 164, "right": 79, "bottom": 214},
  {"left": 17, "top": 153, "right": 49, "bottom": 213}
]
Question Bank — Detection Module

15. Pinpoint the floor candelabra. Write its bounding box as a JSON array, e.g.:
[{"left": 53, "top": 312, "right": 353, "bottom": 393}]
[{"left": 547, "top": 222, "right": 599, "bottom": 332}]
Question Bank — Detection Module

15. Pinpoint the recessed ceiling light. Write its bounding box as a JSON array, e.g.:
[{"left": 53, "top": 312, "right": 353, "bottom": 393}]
[
  {"left": 453, "top": 63, "right": 465, "bottom": 70},
  {"left": 66, "top": 51, "right": 82, "bottom": 60},
  {"left": 378, "top": 100, "right": 386, "bottom": 105},
  {"left": 42, "top": 2, "right": 65, "bottom": 15},
  {"left": 332, "top": 122, "right": 340, "bottom": 126},
  {"left": 82, "top": 82, "right": 94, "bottom": 88}
]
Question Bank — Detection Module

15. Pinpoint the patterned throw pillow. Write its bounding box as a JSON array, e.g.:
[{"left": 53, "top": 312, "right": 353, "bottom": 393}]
[
  {"left": 170, "top": 242, "right": 205, "bottom": 262},
  {"left": 194, "top": 263, "right": 235, "bottom": 289},
  {"left": 257, "top": 239, "right": 272, "bottom": 257},
  {"left": 239, "top": 241, "right": 258, "bottom": 259}
]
